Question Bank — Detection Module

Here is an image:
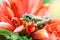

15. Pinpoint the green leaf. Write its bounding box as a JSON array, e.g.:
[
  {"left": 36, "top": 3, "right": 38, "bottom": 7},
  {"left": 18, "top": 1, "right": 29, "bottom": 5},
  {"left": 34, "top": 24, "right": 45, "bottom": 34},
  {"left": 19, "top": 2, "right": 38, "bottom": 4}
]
[
  {"left": 43, "top": 0, "right": 51, "bottom": 4},
  {"left": 0, "top": 29, "right": 32, "bottom": 40},
  {"left": 0, "top": 29, "right": 19, "bottom": 40}
]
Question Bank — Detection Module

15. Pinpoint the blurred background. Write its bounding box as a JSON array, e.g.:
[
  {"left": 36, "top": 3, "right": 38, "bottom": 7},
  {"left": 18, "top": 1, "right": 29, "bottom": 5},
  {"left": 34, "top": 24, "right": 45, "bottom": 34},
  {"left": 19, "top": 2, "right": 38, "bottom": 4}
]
[
  {"left": 49, "top": 0, "right": 60, "bottom": 18},
  {"left": 0, "top": 0, "right": 2, "bottom": 4},
  {"left": 0, "top": 0, "right": 60, "bottom": 18}
]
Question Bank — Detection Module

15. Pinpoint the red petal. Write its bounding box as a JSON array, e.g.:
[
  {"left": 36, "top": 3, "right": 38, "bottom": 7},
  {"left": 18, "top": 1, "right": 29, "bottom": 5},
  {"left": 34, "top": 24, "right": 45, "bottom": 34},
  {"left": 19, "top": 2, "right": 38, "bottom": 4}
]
[
  {"left": 0, "top": 5, "right": 8, "bottom": 16},
  {"left": 6, "top": 7, "right": 14, "bottom": 18},
  {"left": 37, "top": 7, "right": 49, "bottom": 17},
  {"left": 34, "top": 4, "right": 49, "bottom": 17},
  {"left": 2, "top": 0, "right": 10, "bottom": 7},
  {"left": 0, "top": 4, "right": 14, "bottom": 19},
  {"left": 3, "top": 1, "right": 14, "bottom": 18},
  {"left": 12, "top": 17, "right": 23, "bottom": 27},
  {"left": 27, "top": 0, "right": 34, "bottom": 13},
  {"left": 0, "top": 14, "right": 14, "bottom": 26},
  {"left": 0, "top": 22, "right": 15, "bottom": 31},
  {"left": 26, "top": 22, "right": 35, "bottom": 33},
  {"left": 31, "top": 0, "right": 43, "bottom": 15},
  {"left": 21, "top": 0, "right": 28, "bottom": 13},
  {"left": 14, "top": 25, "right": 25, "bottom": 33},
  {"left": 31, "top": 29, "right": 49, "bottom": 39},
  {"left": 9, "top": 0, "right": 24, "bottom": 17}
]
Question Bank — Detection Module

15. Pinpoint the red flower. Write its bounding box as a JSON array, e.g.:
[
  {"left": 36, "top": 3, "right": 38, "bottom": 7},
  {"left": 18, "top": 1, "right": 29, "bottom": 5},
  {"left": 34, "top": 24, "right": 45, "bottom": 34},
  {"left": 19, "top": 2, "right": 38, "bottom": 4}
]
[
  {"left": 0, "top": 0, "right": 48, "bottom": 32},
  {"left": 0, "top": 0, "right": 60, "bottom": 40}
]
